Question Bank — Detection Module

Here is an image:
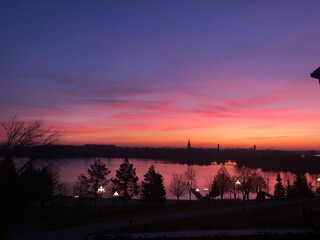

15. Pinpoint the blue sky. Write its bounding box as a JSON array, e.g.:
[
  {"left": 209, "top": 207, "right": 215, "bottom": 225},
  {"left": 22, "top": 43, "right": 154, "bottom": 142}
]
[{"left": 1, "top": 0, "right": 320, "bottom": 149}]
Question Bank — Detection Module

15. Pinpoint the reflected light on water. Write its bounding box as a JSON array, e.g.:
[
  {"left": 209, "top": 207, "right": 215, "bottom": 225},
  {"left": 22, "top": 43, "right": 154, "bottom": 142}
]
[{"left": 58, "top": 158, "right": 319, "bottom": 200}]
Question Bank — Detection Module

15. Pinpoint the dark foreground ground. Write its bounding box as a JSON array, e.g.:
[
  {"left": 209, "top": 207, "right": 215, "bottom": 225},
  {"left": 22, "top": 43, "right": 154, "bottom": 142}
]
[
  {"left": 87, "top": 234, "right": 320, "bottom": 240},
  {"left": 4, "top": 198, "right": 320, "bottom": 240},
  {"left": 89, "top": 198, "right": 320, "bottom": 240}
]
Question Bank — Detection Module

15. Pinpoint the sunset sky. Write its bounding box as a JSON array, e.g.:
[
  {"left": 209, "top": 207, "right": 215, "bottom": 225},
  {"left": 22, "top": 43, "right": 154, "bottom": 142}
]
[{"left": 1, "top": 0, "right": 320, "bottom": 150}]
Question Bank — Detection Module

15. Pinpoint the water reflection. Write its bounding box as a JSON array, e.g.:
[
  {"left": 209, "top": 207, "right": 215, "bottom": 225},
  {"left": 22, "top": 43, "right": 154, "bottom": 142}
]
[{"left": 58, "top": 158, "right": 319, "bottom": 200}]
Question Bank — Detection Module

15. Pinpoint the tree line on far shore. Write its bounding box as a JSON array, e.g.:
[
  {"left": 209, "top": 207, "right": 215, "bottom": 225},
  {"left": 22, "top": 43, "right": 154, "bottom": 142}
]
[{"left": 11, "top": 143, "right": 320, "bottom": 174}]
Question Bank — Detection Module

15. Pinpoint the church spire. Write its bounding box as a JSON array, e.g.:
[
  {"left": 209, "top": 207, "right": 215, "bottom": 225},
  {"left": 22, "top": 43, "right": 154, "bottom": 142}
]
[{"left": 187, "top": 139, "right": 191, "bottom": 150}]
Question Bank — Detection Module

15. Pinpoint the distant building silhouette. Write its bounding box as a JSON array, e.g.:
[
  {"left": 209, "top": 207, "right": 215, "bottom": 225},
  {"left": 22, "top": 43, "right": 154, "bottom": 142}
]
[
  {"left": 217, "top": 144, "right": 220, "bottom": 150},
  {"left": 187, "top": 139, "right": 191, "bottom": 150},
  {"left": 253, "top": 145, "right": 256, "bottom": 151}
]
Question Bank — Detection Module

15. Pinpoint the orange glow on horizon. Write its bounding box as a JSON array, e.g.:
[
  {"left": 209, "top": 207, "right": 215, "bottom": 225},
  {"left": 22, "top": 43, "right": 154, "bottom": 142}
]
[
  {"left": 2, "top": 1, "right": 320, "bottom": 152},
  {"left": 1, "top": 78, "right": 320, "bottom": 151}
]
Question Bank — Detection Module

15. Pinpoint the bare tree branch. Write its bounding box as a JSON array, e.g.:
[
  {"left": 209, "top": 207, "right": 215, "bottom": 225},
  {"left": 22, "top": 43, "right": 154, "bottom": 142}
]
[{"left": 0, "top": 116, "right": 62, "bottom": 167}]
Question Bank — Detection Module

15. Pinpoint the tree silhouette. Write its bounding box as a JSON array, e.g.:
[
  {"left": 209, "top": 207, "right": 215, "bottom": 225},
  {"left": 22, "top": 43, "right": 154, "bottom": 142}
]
[
  {"left": 316, "top": 186, "right": 320, "bottom": 197},
  {"left": 209, "top": 178, "right": 220, "bottom": 199},
  {"left": 73, "top": 173, "right": 90, "bottom": 199},
  {"left": 185, "top": 166, "right": 196, "bottom": 201},
  {"left": 20, "top": 163, "right": 59, "bottom": 204},
  {"left": 235, "top": 167, "right": 267, "bottom": 200},
  {"left": 288, "top": 173, "right": 314, "bottom": 198},
  {"left": 0, "top": 157, "right": 18, "bottom": 209},
  {"left": 212, "top": 166, "right": 232, "bottom": 200},
  {"left": 0, "top": 117, "right": 61, "bottom": 172},
  {"left": 229, "top": 176, "right": 239, "bottom": 199},
  {"left": 73, "top": 159, "right": 110, "bottom": 210},
  {"left": 141, "top": 165, "right": 166, "bottom": 204},
  {"left": 88, "top": 160, "right": 110, "bottom": 194},
  {"left": 87, "top": 159, "right": 110, "bottom": 207},
  {"left": 251, "top": 171, "right": 267, "bottom": 195},
  {"left": 236, "top": 166, "right": 254, "bottom": 200},
  {"left": 0, "top": 117, "right": 61, "bottom": 228},
  {"left": 169, "top": 173, "right": 187, "bottom": 201},
  {"left": 111, "top": 158, "right": 139, "bottom": 203},
  {"left": 285, "top": 179, "right": 293, "bottom": 198},
  {"left": 274, "top": 173, "right": 286, "bottom": 199}
]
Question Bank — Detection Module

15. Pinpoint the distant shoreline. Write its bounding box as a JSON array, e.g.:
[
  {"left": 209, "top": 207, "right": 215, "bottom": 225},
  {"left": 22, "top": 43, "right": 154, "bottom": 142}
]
[{"left": 10, "top": 144, "right": 320, "bottom": 173}]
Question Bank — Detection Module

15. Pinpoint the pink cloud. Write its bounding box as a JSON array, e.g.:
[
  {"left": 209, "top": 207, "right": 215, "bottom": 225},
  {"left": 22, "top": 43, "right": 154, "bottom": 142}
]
[{"left": 1, "top": 63, "right": 320, "bottom": 150}]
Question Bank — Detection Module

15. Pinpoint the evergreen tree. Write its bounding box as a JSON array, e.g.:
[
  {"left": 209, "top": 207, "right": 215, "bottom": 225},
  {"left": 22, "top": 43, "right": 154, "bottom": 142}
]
[
  {"left": 290, "top": 173, "right": 314, "bottom": 198},
  {"left": 213, "top": 166, "right": 232, "bottom": 200},
  {"left": 285, "top": 179, "right": 293, "bottom": 198},
  {"left": 141, "top": 165, "right": 166, "bottom": 204},
  {"left": 20, "top": 163, "right": 59, "bottom": 204},
  {"left": 87, "top": 159, "right": 110, "bottom": 203},
  {"left": 111, "top": 158, "right": 139, "bottom": 201},
  {"left": 209, "top": 179, "right": 220, "bottom": 199},
  {"left": 274, "top": 173, "right": 286, "bottom": 199},
  {"left": 73, "top": 159, "right": 110, "bottom": 209}
]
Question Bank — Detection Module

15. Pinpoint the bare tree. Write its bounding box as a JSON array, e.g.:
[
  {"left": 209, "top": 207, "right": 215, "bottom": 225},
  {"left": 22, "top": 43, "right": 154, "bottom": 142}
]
[
  {"left": 236, "top": 167, "right": 267, "bottom": 200},
  {"left": 73, "top": 173, "right": 90, "bottom": 198},
  {"left": 0, "top": 116, "right": 62, "bottom": 173},
  {"left": 229, "top": 176, "right": 239, "bottom": 199},
  {"left": 0, "top": 117, "right": 62, "bottom": 222},
  {"left": 185, "top": 166, "right": 196, "bottom": 201},
  {"left": 169, "top": 173, "right": 188, "bottom": 201},
  {"left": 73, "top": 173, "right": 91, "bottom": 207},
  {"left": 251, "top": 171, "right": 267, "bottom": 195},
  {"left": 236, "top": 166, "right": 254, "bottom": 200}
]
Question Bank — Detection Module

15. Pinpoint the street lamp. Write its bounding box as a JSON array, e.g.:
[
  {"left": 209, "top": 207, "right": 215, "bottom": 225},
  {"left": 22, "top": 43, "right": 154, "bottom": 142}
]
[
  {"left": 97, "top": 186, "right": 105, "bottom": 205},
  {"left": 112, "top": 190, "right": 120, "bottom": 210},
  {"left": 113, "top": 191, "right": 119, "bottom": 198},
  {"left": 97, "top": 186, "right": 105, "bottom": 218},
  {"left": 235, "top": 180, "right": 241, "bottom": 200},
  {"left": 97, "top": 186, "right": 105, "bottom": 195}
]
